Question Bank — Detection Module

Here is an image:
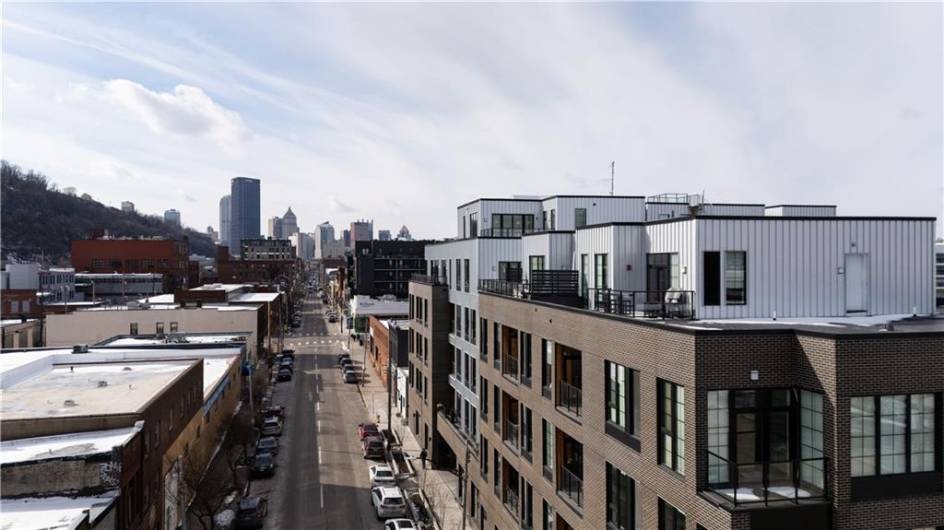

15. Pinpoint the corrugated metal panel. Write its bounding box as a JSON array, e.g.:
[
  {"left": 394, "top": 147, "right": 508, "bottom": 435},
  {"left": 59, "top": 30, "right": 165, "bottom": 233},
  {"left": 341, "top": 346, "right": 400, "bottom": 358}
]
[
  {"left": 612, "top": 225, "right": 648, "bottom": 291},
  {"left": 693, "top": 218, "right": 935, "bottom": 319},
  {"left": 520, "top": 233, "right": 576, "bottom": 280},
  {"left": 764, "top": 205, "right": 837, "bottom": 217},
  {"left": 456, "top": 201, "right": 481, "bottom": 238},
  {"left": 477, "top": 238, "right": 522, "bottom": 282},
  {"left": 548, "top": 197, "right": 646, "bottom": 230},
  {"left": 646, "top": 203, "right": 691, "bottom": 221},
  {"left": 575, "top": 225, "right": 614, "bottom": 288},
  {"left": 698, "top": 204, "right": 766, "bottom": 217},
  {"left": 646, "top": 220, "right": 697, "bottom": 292}
]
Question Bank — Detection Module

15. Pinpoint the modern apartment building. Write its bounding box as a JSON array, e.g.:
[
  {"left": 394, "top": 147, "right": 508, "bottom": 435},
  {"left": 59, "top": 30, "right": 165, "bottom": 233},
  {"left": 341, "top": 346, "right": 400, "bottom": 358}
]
[
  {"left": 229, "top": 177, "right": 261, "bottom": 255},
  {"left": 936, "top": 242, "right": 943, "bottom": 312},
  {"left": 407, "top": 194, "right": 942, "bottom": 530},
  {"left": 354, "top": 239, "right": 428, "bottom": 298}
]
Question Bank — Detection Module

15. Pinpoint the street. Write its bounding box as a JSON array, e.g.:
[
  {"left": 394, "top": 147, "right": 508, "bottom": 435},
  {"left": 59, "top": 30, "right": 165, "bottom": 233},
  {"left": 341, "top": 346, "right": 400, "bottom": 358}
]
[{"left": 251, "top": 293, "right": 382, "bottom": 529}]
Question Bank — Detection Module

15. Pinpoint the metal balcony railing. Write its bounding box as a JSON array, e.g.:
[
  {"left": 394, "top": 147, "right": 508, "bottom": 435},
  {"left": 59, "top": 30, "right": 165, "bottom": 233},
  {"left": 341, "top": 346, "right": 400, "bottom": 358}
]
[
  {"left": 481, "top": 227, "right": 538, "bottom": 238},
  {"left": 502, "top": 353, "right": 519, "bottom": 381},
  {"left": 557, "top": 380, "right": 582, "bottom": 416},
  {"left": 411, "top": 273, "right": 447, "bottom": 286},
  {"left": 587, "top": 288, "right": 695, "bottom": 319},
  {"left": 479, "top": 271, "right": 580, "bottom": 301},
  {"left": 706, "top": 451, "right": 829, "bottom": 507},
  {"left": 503, "top": 420, "right": 520, "bottom": 449},
  {"left": 558, "top": 466, "right": 584, "bottom": 508},
  {"left": 504, "top": 488, "right": 520, "bottom": 517}
]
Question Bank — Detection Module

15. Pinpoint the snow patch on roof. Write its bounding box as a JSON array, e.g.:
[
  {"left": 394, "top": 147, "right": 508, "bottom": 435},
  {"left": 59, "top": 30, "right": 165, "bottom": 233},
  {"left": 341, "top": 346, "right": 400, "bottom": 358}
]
[
  {"left": 0, "top": 424, "right": 142, "bottom": 465},
  {"left": 0, "top": 491, "right": 118, "bottom": 530}
]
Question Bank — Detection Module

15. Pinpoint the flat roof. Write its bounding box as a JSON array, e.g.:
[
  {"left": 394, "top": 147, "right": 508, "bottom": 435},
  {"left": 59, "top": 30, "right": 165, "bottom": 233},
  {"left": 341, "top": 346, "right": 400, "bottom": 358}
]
[
  {"left": 0, "top": 491, "right": 118, "bottom": 530},
  {"left": 0, "top": 424, "right": 142, "bottom": 465},
  {"left": 231, "top": 292, "right": 280, "bottom": 303},
  {"left": 190, "top": 283, "right": 252, "bottom": 292},
  {"left": 98, "top": 332, "right": 249, "bottom": 346},
  {"left": 0, "top": 359, "right": 197, "bottom": 420}
]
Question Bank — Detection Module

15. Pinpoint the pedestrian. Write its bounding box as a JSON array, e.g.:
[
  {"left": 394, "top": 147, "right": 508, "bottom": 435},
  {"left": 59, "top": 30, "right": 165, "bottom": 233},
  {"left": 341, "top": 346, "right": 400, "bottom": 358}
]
[{"left": 420, "top": 448, "right": 428, "bottom": 469}]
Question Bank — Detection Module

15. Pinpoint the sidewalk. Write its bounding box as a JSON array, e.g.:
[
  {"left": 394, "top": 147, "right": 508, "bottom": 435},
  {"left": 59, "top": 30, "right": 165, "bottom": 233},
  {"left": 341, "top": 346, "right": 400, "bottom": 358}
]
[{"left": 353, "top": 343, "right": 466, "bottom": 530}]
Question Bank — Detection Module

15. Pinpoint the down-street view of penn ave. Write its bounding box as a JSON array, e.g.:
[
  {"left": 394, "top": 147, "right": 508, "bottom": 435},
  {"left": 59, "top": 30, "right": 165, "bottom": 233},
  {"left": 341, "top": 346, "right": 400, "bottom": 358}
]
[{"left": 1, "top": 3, "right": 943, "bottom": 530}]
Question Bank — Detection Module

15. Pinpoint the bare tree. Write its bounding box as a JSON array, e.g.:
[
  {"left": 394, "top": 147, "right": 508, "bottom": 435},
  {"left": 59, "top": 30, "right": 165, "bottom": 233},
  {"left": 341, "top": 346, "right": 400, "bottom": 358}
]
[{"left": 177, "top": 454, "right": 233, "bottom": 530}]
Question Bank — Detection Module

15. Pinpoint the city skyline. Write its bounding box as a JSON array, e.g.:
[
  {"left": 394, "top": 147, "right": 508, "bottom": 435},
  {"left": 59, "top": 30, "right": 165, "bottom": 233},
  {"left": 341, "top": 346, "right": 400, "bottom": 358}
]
[{"left": 2, "top": 3, "right": 941, "bottom": 239}]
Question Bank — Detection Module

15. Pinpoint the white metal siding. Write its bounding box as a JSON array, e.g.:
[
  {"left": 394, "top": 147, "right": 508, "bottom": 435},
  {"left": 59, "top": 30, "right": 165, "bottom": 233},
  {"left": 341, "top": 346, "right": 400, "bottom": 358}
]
[
  {"left": 693, "top": 218, "right": 935, "bottom": 319},
  {"left": 479, "top": 200, "right": 543, "bottom": 233},
  {"left": 456, "top": 202, "right": 481, "bottom": 238},
  {"left": 764, "top": 205, "right": 837, "bottom": 217},
  {"left": 698, "top": 204, "right": 766, "bottom": 217},
  {"left": 646, "top": 220, "right": 698, "bottom": 293},
  {"left": 611, "top": 225, "right": 648, "bottom": 291},
  {"left": 520, "top": 233, "right": 575, "bottom": 280},
  {"left": 548, "top": 197, "right": 646, "bottom": 230}
]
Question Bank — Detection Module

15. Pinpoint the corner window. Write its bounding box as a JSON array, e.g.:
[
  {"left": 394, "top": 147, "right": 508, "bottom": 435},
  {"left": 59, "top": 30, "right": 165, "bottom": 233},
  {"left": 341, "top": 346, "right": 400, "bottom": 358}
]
[
  {"left": 658, "top": 379, "right": 685, "bottom": 474},
  {"left": 724, "top": 251, "right": 747, "bottom": 304}
]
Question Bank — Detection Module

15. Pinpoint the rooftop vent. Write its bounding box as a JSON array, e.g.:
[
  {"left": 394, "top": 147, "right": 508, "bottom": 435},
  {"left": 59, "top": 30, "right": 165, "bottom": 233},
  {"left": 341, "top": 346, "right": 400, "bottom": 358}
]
[
  {"left": 97, "top": 380, "right": 108, "bottom": 387},
  {"left": 63, "top": 399, "right": 78, "bottom": 407},
  {"left": 72, "top": 344, "right": 89, "bottom": 353},
  {"left": 122, "top": 366, "right": 133, "bottom": 371}
]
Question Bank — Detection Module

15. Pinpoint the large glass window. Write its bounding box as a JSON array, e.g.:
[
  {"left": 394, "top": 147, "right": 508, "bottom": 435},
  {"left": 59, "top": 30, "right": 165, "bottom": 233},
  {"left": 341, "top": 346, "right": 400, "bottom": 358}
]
[
  {"left": 606, "top": 463, "right": 635, "bottom": 530},
  {"left": 541, "top": 339, "right": 553, "bottom": 399},
  {"left": 575, "top": 208, "right": 587, "bottom": 228},
  {"left": 491, "top": 213, "right": 535, "bottom": 236},
  {"left": 469, "top": 212, "right": 478, "bottom": 237},
  {"left": 499, "top": 261, "right": 523, "bottom": 282},
  {"left": 605, "top": 361, "right": 639, "bottom": 441},
  {"left": 646, "top": 253, "right": 679, "bottom": 296},
  {"left": 542, "top": 419, "right": 555, "bottom": 478},
  {"left": 725, "top": 251, "right": 747, "bottom": 304},
  {"left": 529, "top": 256, "right": 545, "bottom": 275},
  {"left": 658, "top": 499, "right": 685, "bottom": 530},
  {"left": 707, "top": 390, "right": 729, "bottom": 483},
  {"left": 521, "top": 332, "right": 533, "bottom": 385},
  {"left": 595, "top": 254, "right": 608, "bottom": 290},
  {"left": 464, "top": 259, "right": 470, "bottom": 292},
  {"left": 851, "top": 393, "right": 938, "bottom": 477},
  {"left": 658, "top": 379, "right": 685, "bottom": 474},
  {"left": 800, "top": 390, "right": 825, "bottom": 488}
]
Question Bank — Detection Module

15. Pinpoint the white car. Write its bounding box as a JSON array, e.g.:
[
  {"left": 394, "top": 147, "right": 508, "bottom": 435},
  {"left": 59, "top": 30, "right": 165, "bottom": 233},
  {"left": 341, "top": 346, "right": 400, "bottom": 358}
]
[
  {"left": 384, "top": 519, "right": 415, "bottom": 530},
  {"left": 370, "top": 486, "right": 408, "bottom": 519},
  {"left": 369, "top": 464, "right": 397, "bottom": 487}
]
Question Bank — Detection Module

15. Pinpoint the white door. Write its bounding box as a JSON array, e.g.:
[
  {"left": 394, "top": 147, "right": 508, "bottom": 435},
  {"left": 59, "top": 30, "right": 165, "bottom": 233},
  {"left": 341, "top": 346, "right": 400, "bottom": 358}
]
[{"left": 845, "top": 254, "right": 868, "bottom": 313}]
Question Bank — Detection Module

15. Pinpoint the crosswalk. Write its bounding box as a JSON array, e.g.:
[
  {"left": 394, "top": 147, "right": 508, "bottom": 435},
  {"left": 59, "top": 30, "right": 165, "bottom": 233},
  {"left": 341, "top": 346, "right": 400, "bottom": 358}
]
[{"left": 286, "top": 338, "right": 344, "bottom": 347}]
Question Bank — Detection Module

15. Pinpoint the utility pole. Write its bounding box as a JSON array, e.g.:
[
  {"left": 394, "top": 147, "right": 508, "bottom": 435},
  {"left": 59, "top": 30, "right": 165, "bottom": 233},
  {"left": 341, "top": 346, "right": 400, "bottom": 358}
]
[{"left": 610, "top": 161, "right": 615, "bottom": 196}]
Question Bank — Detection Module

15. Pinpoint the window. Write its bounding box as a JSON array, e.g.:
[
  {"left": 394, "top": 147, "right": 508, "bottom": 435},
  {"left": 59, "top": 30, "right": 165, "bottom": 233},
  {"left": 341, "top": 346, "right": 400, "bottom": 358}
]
[
  {"left": 462, "top": 259, "right": 469, "bottom": 292},
  {"left": 605, "top": 361, "right": 639, "bottom": 445},
  {"left": 464, "top": 308, "right": 470, "bottom": 341},
  {"left": 521, "top": 479, "right": 533, "bottom": 529},
  {"left": 595, "top": 254, "right": 608, "bottom": 289},
  {"left": 480, "top": 317, "right": 488, "bottom": 358},
  {"left": 169, "top": 321, "right": 178, "bottom": 333},
  {"left": 542, "top": 500, "right": 555, "bottom": 530},
  {"left": 851, "top": 393, "right": 938, "bottom": 476},
  {"left": 481, "top": 436, "right": 489, "bottom": 477},
  {"left": 658, "top": 499, "right": 685, "bottom": 530},
  {"left": 606, "top": 463, "right": 635, "bottom": 530},
  {"left": 647, "top": 253, "right": 679, "bottom": 295},
  {"left": 800, "top": 390, "right": 825, "bottom": 488},
  {"left": 521, "top": 406, "right": 533, "bottom": 458},
  {"left": 456, "top": 260, "right": 463, "bottom": 291},
  {"left": 493, "top": 322, "right": 500, "bottom": 360},
  {"left": 520, "top": 332, "right": 532, "bottom": 385},
  {"left": 463, "top": 216, "right": 468, "bottom": 238},
  {"left": 580, "top": 254, "right": 589, "bottom": 299},
  {"left": 481, "top": 381, "right": 489, "bottom": 419},
  {"left": 529, "top": 256, "right": 545, "bottom": 274},
  {"left": 658, "top": 379, "right": 685, "bottom": 474},
  {"left": 470, "top": 212, "right": 478, "bottom": 237},
  {"left": 490, "top": 213, "right": 535, "bottom": 237},
  {"left": 498, "top": 261, "right": 522, "bottom": 282},
  {"left": 549, "top": 209, "right": 556, "bottom": 230},
  {"left": 471, "top": 310, "right": 477, "bottom": 344},
  {"left": 703, "top": 251, "right": 721, "bottom": 306},
  {"left": 707, "top": 390, "right": 729, "bottom": 483},
  {"left": 540, "top": 339, "right": 553, "bottom": 398},
  {"left": 725, "top": 251, "right": 747, "bottom": 304},
  {"left": 542, "top": 419, "right": 554, "bottom": 479},
  {"left": 455, "top": 305, "right": 462, "bottom": 336},
  {"left": 130, "top": 322, "right": 139, "bottom": 335},
  {"left": 575, "top": 208, "right": 587, "bottom": 228}
]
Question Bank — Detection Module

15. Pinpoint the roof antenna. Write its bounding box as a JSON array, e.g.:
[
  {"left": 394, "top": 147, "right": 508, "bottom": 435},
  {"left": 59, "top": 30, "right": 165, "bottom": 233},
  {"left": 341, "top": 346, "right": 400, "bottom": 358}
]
[{"left": 610, "top": 161, "right": 615, "bottom": 196}]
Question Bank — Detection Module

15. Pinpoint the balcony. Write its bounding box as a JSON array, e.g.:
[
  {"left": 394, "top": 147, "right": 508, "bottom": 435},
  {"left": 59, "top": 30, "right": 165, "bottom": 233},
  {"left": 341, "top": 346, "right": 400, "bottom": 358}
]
[
  {"left": 503, "top": 419, "right": 520, "bottom": 450},
  {"left": 556, "top": 380, "right": 582, "bottom": 417},
  {"left": 481, "top": 227, "right": 538, "bottom": 238},
  {"left": 557, "top": 465, "right": 584, "bottom": 508},
  {"left": 502, "top": 353, "right": 519, "bottom": 381},
  {"left": 705, "top": 452, "right": 829, "bottom": 508},
  {"left": 410, "top": 273, "right": 447, "bottom": 286},
  {"left": 587, "top": 288, "right": 694, "bottom": 319},
  {"left": 479, "top": 270, "right": 581, "bottom": 306}
]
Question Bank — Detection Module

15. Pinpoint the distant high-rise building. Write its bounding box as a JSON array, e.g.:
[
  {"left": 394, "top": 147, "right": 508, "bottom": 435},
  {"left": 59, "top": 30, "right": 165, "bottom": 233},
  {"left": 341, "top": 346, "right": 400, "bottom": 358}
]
[
  {"left": 282, "top": 207, "right": 299, "bottom": 238},
  {"left": 219, "top": 195, "right": 231, "bottom": 246},
  {"left": 397, "top": 225, "right": 413, "bottom": 241},
  {"left": 164, "top": 209, "right": 181, "bottom": 227},
  {"left": 121, "top": 201, "right": 135, "bottom": 213},
  {"left": 350, "top": 219, "right": 373, "bottom": 243},
  {"left": 317, "top": 221, "right": 335, "bottom": 245},
  {"left": 342, "top": 229, "right": 351, "bottom": 248},
  {"left": 267, "top": 216, "right": 283, "bottom": 239},
  {"left": 229, "top": 177, "right": 261, "bottom": 256},
  {"left": 378, "top": 230, "right": 392, "bottom": 241}
]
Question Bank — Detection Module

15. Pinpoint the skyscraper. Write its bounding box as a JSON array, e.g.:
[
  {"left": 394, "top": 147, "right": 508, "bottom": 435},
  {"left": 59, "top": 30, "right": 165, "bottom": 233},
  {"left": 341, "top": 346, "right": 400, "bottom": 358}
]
[
  {"left": 219, "top": 195, "right": 231, "bottom": 246},
  {"left": 267, "top": 216, "right": 283, "bottom": 239},
  {"left": 378, "top": 230, "right": 392, "bottom": 241},
  {"left": 350, "top": 219, "right": 373, "bottom": 243},
  {"left": 163, "top": 209, "right": 181, "bottom": 227},
  {"left": 317, "top": 221, "right": 335, "bottom": 245},
  {"left": 281, "top": 207, "right": 298, "bottom": 238},
  {"left": 229, "top": 177, "right": 261, "bottom": 255}
]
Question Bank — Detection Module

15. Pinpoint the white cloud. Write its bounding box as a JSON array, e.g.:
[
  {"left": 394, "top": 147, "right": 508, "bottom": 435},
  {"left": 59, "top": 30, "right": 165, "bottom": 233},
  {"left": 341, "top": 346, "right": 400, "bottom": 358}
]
[
  {"left": 328, "top": 195, "right": 355, "bottom": 214},
  {"left": 104, "top": 79, "right": 250, "bottom": 146}
]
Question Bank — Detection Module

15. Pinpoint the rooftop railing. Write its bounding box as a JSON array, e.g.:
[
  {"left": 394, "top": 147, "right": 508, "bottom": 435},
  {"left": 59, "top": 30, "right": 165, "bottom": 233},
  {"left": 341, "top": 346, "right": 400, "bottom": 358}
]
[
  {"left": 706, "top": 451, "right": 829, "bottom": 507},
  {"left": 587, "top": 288, "right": 695, "bottom": 320},
  {"left": 480, "top": 227, "right": 539, "bottom": 238},
  {"left": 410, "top": 273, "right": 447, "bottom": 286}
]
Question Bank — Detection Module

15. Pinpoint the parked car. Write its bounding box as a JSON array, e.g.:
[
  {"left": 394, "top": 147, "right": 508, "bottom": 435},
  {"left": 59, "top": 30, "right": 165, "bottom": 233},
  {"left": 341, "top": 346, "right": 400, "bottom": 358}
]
[
  {"left": 369, "top": 464, "right": 397, "bottom": 487},
  {"left": 384, "top": 519, "right": 416, "bottom": 530},
  {"left": 261, "top": 417, "right": 283, "bottom": 437},
  {"left": 251, "top": 453, "right": 276, "bottom": 478},
  {"left": 263, "top": 405, "right": 285, "bottom": 419},
  {"left": 255, "top": 436, "right": 279, "bottom": 456},
  {"left": 363, "top": 437, "right": 385, "bottom": 459},
  {"left": 279, "top": 358, "right": 294, "bottom": 371},
  {"left": 234, "top": 496, "right": 268, "bottom": 529},
  {"left": 371, "top": 487, "right": 408, "bottom": 519},
  {"left": 277, "top": 368, "right": 293, "bottom": 382},
  {"left": 343, "top": 370, "right": 358, "bottom": 384},
  {"left": 358, "top": 422, "right": 380, "bottom": 440},
  {"left": 339, "top": 358, "right": 354, "bottom": 371},
  {"left": 337, "top": 352, "right": 351, "bottom": 365},
  {"left": 281, "top": 349, "right": 295, "bottom": 358}
]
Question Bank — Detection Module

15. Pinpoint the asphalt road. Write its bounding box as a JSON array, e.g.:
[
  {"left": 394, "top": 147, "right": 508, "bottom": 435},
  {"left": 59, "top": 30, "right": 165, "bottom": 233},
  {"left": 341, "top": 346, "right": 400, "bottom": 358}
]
[{"left": 252, "top": 294, "right": 382, "bottom": 529}]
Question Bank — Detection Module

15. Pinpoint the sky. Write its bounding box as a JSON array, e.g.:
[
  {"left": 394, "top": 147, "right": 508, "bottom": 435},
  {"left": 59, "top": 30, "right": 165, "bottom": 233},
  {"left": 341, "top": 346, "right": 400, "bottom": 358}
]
[{"left": 2, "top": 3, "right": 942, "bottom": 239}]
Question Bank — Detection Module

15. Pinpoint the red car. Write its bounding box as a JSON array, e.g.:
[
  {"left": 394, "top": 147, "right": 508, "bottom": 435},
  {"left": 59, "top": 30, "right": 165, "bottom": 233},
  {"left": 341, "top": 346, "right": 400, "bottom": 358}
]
[{"left": 358, "top": 422, "right": 380, "bottom": 441}]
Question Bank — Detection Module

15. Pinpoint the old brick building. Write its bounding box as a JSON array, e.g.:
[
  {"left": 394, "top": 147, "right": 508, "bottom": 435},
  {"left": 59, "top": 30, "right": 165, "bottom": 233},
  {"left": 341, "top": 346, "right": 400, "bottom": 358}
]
[{"left": 71, "top": 236, "right": 191, "bottom": 291}]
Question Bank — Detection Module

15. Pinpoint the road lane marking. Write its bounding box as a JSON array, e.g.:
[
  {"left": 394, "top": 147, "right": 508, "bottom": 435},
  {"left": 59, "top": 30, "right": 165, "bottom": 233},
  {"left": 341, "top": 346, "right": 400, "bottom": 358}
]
[
  {"left": 320, "top": 485, "right": 324, "bottom": 508},
  {"left": 317, "top": 420, "right": 321, "bottom": 433},
  {"left": 316, "top": 402, "right": 321, "bottom": 412},
  {"left": 317, "top": 447, "right": 322, "bottom": 463}
]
